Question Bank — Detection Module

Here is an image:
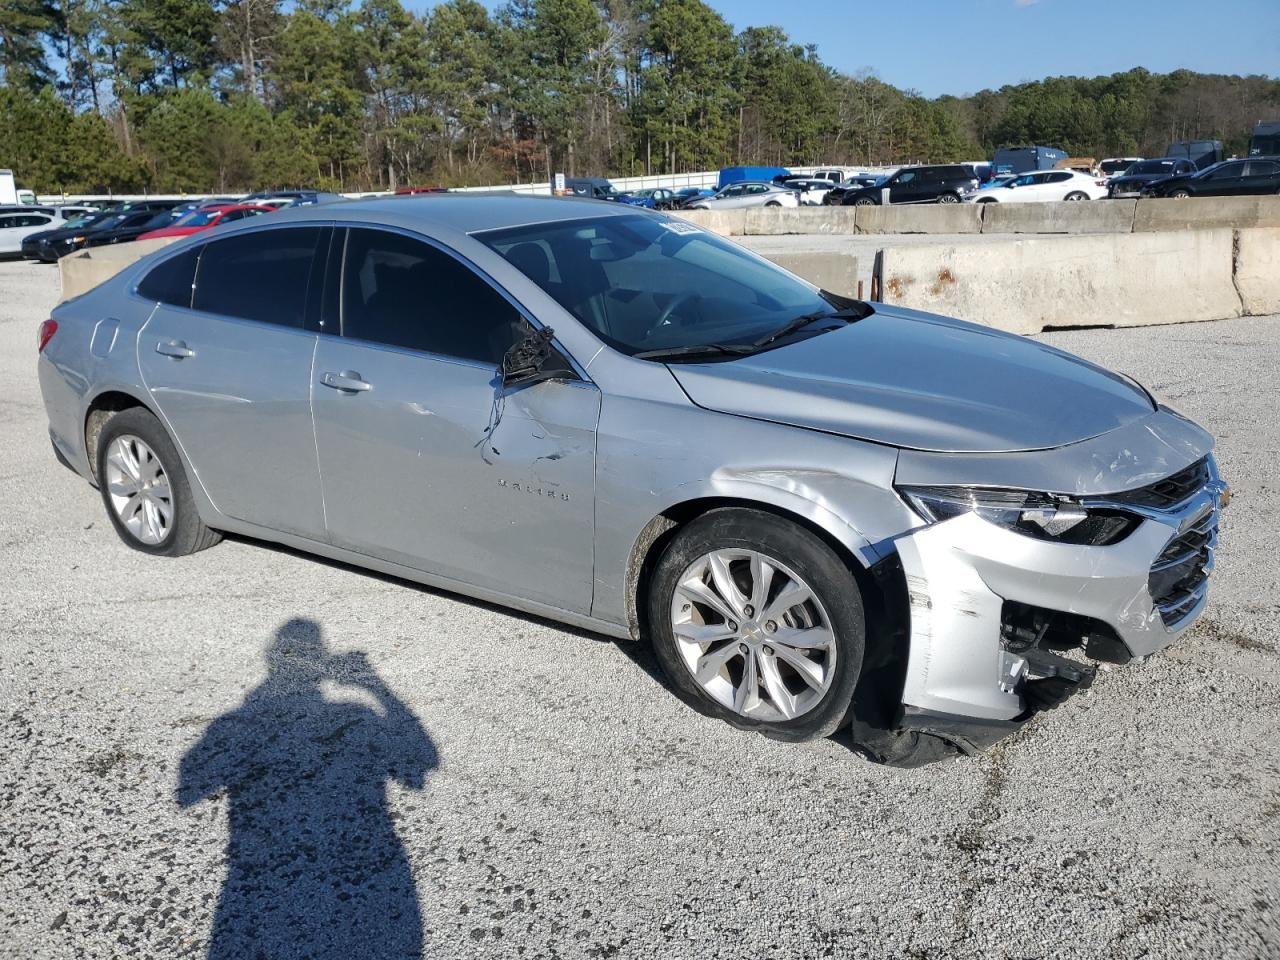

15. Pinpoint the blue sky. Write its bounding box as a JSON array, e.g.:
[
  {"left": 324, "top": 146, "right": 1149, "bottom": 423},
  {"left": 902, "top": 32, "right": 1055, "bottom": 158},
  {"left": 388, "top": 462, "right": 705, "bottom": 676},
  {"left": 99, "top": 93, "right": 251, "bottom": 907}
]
[{"left": 438, "top": 0, "right": 1280, "bottom": 99}]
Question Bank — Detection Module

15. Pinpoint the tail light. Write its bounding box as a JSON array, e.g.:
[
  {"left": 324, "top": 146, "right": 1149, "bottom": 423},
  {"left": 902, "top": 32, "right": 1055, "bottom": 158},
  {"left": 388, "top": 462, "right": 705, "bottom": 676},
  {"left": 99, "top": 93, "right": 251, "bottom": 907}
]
[{"left": 37, "top": 318, "right": 58, "bottom": 352}]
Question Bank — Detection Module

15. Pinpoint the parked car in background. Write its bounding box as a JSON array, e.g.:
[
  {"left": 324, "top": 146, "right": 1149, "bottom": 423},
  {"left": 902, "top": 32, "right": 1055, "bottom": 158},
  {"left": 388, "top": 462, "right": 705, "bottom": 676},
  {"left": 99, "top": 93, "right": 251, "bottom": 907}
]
[
  {"left": 0, "top": 211, "right": 64, "bottom": 256},
  {"left": 992, "top": 146, "right": 1067, "bottom": 175},
  {"left": 54, "top": 205, "right": 99, "bottom": 220},
  {"left": 821, "top": 176, "right": 884, "bottom": 206},
  {"left": 838, "top": 165, "right": 978, "bottom": 205},
  {"left": 1099, "top": 157, "right": 1143, "bottom": 178},
  {"left": 972, "top": 169, "right": 1107, "bottom": 203},
  {"left": 1165, "top": 140, "right": 1223, "bottom": 170},
  {"left": 38, "top": 195, "right": 1226, "bottom": 758},
  {"left": 1250, "top": 121, "right": 1280, "bottom": 157},
  {"left": 655, "top": 187, "right": 710, "bottom": 210},
  {"left": 0, "top": 204, "right": 58, "bottom": 216},
  {"left": 1106, "top": 158, "right": 1197, "bottom": 198},
  {"left": 242, "top": 189, "right": 343, "bottom": 207},
  {"left": 1054, "top": 157, "right": 1099, "bottom": 175},
  {"left": 138, "top": 204, "right": 275, "bottom": 241},
  {"left": 781, "top": 178, "right": 837, "bottom": 205},
  {"left": 614, "top": 188, "right": 678, "bottom": 209},
  {"left": 22, "top": 203, "right": 183, "bottom": 261},
  {"left": 688, "top": 181, "right": 800, "bottom": 209},
  {"left": 1144, "top": 157, "right": 1280, "bottom": 198}
]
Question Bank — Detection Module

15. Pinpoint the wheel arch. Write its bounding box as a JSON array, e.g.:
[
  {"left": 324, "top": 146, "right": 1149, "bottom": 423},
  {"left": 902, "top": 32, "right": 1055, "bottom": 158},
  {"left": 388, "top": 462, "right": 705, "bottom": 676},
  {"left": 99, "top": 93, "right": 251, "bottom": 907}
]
[
  {"left": 623, "top": 495, "right": 911, "bottom": 732},
  {"left": 83, "top": 387, "right": 159, "bottom": 484}
]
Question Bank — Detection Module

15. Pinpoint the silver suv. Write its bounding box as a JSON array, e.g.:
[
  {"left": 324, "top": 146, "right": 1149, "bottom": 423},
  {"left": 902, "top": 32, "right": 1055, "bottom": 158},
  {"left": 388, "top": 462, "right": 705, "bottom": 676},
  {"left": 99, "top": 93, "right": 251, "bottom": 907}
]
[{"left": 38, "top": 196, "right": 1227, "bottom": 760}]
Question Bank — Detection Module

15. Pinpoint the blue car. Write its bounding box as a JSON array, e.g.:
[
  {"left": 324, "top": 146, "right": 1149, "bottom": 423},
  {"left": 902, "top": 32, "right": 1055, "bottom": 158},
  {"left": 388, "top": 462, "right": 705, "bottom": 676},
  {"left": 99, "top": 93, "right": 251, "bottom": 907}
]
[{"left": 613, "top": 188, "right": 678, "bottom": 209}]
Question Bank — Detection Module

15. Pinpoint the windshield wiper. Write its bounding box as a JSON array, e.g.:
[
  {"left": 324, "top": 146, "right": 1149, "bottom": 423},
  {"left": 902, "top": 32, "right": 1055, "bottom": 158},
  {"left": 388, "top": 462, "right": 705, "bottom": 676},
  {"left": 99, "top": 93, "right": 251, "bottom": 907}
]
[
  {"left": 751, "top": 309, "right": 863, "bottom": 349},
  {"left": 633, "top": 343, "right": 757, "bottom": 361}
]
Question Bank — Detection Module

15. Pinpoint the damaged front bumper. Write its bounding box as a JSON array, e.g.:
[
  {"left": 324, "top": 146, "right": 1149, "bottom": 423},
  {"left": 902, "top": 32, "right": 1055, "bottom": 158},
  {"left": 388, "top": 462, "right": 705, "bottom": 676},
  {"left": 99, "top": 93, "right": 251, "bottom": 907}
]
[{"left": 891, "top": 456, "right": 1227, "bottom": 743}]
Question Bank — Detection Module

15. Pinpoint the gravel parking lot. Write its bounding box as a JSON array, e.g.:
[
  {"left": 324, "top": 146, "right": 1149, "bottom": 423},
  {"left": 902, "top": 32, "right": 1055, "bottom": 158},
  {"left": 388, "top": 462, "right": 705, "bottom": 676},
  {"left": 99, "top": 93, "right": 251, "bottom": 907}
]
[{"left": 1, "top": 257, "right": 1277, "bottom": 960}]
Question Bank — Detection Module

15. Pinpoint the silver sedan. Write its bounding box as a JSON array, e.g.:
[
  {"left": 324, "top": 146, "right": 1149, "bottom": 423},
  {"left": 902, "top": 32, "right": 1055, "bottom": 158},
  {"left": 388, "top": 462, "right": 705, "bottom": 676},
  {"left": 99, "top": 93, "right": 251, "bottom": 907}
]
[
  {"left": 687, "top": 181, "right": 800, "bottom": 210},
  {"left": 38, "top": 195, "right": 1226, "bottom": 761}
]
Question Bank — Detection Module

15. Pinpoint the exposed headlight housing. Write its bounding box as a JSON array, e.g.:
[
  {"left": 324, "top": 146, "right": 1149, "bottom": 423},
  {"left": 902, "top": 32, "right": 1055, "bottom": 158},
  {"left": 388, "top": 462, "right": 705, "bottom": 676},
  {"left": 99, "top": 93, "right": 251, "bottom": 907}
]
[{"left": 897, "top": 486, "right": 1138, "bottom": 545}]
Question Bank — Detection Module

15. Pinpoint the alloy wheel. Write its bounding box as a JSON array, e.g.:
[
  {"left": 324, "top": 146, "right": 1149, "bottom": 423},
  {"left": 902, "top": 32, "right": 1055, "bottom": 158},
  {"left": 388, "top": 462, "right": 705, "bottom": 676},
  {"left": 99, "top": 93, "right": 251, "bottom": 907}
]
[
  {"left": 669, "top": 549, "right": 837, "bottom": 722},
  {"left": 104, "top": 435, "right": 173, "bottom": 545}
]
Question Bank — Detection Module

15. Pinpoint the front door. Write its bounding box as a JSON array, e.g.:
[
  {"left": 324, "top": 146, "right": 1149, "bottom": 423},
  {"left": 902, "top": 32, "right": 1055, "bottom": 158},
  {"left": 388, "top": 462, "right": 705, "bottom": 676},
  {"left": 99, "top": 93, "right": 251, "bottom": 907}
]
[
  {"left": 311, "top": 227, "right": 601, "bottom": 614},
  {"left": 136, "top": 228, "right": 328, "bottom": 538}
]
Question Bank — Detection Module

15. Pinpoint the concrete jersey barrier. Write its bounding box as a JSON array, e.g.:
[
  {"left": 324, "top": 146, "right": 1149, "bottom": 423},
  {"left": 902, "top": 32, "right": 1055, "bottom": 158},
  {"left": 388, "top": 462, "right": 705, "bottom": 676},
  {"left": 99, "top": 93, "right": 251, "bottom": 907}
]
[
  {"left": 877, "top": 230, "right": 1242, "bottom": 335},
  {"left": 1234, "top": 228, "right": 1280, "bottom": 316}
]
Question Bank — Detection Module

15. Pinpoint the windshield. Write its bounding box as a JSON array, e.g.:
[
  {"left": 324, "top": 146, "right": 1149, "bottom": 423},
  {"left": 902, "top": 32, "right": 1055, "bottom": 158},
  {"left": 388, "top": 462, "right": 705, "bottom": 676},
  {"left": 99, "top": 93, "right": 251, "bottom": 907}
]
[
  {"left": 478, "top": 214, "right": 840, "bottom": 357},
  {"left": 1129, "top": 160, "right": 1178, "bottom": 175},
  {"left": 174, "top": 209, "right": 225, "bottom": 228},
  {"left": 62, "top": 212, "right": 107, "bottom": 229}
]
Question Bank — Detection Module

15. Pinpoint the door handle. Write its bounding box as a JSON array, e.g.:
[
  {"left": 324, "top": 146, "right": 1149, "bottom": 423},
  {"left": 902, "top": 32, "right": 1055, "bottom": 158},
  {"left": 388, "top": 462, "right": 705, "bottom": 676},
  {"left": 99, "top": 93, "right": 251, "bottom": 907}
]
[
  {"left": 320, "top": 370, "right": 372, "bottom": 393},
  {"left": 155, "top": 339, "right": 194, "bottom": 359}
]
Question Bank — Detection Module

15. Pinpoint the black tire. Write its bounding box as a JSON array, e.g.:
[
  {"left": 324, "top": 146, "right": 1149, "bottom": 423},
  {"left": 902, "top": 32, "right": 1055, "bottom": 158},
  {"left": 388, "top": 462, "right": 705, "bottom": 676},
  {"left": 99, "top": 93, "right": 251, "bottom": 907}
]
[
  {"left": 936, "top": 192, "right": 960, "bottom": 204},
  {"left": 96, "top": 406, "right": 221, "bottom": 557},
  {"left": 976, "top": 197, "right": 997, "bottom": 204},
  {"left": 1170, "top": 189, "right": 1191, "bottom": 199},
  {"left": 1064, "top": 191, "right": 1089, "bottom": 201},
  {"left": 764, "top": 200, "right": 781, "bottom": 207},
  {"left": 646, "top": 508, "right": 865, "bottom": 742},
  {"left": 853, "top": 196, "right": 877, "bottom": 207}
]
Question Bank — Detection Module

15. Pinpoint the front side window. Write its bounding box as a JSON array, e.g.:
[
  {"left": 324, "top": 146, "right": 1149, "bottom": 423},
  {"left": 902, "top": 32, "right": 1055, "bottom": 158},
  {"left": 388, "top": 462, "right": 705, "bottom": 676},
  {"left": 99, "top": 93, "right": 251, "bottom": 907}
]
[
  {"left": 193, "top": 228, "right": 321, "bottom": 327},
  {"left": 341, "top": 228, "right": 522, "bottom": 365},
  {"left": 479, "top": 214, "right": 843, "bottom": 358}
]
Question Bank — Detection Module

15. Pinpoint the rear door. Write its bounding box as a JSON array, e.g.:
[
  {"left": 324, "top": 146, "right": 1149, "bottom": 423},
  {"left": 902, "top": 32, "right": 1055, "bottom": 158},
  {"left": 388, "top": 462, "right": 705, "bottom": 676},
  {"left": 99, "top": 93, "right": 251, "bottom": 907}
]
[
  {"left": 310, "top": 226, "right": 601, "bottom": 613},
  {"left": 1242, "top": 160, "right": 1280, "bottom": 195},
  {"left": 136, "top": 227, "right": 329, "bottom": 539}
]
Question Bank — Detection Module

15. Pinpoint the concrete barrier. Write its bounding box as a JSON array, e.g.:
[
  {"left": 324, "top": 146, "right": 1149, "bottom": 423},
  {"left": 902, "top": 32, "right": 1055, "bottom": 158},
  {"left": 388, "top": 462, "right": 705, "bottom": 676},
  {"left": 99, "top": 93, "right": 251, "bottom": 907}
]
[
  {"left": 742, "top": 206, "right": 859, "bottom": 235},
  {"left": 854, "top": 203, "right": 983, "bottom": 234},
  {"left": 59, "top": 236, "right": 178, "bottom": 303},
  {"left": 1133, "top": 196, "right": 1280, "bottom": 233},
  {"left": 980, "top": 199, "right": 1137, "bottom": 234},
  {"left": 878, "top": 229, "right": 1241, "bottom": 335},
  {"left": 1234, "top": 228, "right": 1280, "bottom": 316},
  {"left": 758, "top": 251, "right": 859, "bottom": 297}
]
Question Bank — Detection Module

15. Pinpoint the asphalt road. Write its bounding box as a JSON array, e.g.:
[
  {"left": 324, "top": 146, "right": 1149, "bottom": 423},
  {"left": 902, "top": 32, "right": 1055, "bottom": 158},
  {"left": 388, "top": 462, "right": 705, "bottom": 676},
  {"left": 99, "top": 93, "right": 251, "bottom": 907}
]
[{"left": 1, "top": 258, "right": 1276, "bottom": 960}]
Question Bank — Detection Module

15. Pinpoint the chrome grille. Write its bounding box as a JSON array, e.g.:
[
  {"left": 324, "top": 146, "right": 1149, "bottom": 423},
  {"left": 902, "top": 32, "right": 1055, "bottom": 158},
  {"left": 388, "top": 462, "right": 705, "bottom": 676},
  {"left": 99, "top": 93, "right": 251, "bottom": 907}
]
[
  {"left": 1148, "top": 507, "right": 1217, "bottom": 628},
  {"left": 1113, "top": 458, "right": 1210, "bottom": 510}
]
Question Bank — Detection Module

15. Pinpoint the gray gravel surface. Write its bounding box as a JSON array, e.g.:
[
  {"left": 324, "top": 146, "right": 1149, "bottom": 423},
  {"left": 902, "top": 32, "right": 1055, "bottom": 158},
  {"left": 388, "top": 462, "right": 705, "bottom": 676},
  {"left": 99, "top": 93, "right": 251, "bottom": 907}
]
[{"left": 0, "top": 258, "right": 1277, "bottom": 959}]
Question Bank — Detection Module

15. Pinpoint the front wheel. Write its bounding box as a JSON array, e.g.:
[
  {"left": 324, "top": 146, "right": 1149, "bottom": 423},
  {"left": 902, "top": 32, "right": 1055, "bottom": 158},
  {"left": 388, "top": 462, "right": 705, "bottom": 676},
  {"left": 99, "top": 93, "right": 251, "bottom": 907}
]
[
  {"left": 647, "top": 508, "right": 865, "bottom": 742},
  {"left": 1170, "top": 189, "right": 1191, "bottom": 199},
  {"left": 936, "top": 192, "right": 960, "bottom": 204},
  {"left": 764, "top": 200, "right": 781, "bottom": 207},
  {"left": 853, "top": 197, "right": 877, "bottom": 207},
  {"left": 1064, "top": 191, "right": 1089, "bottom": 201},
  {"left": 96, "top": 407, "right": 221, "bottom": 557}
]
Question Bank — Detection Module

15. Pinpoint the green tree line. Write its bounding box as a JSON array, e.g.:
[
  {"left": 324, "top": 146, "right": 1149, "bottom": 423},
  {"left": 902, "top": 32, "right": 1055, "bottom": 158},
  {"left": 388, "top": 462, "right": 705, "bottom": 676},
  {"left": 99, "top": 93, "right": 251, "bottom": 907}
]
[{"left": 1, "top": 0, "right": 1278, "bottom": 194}]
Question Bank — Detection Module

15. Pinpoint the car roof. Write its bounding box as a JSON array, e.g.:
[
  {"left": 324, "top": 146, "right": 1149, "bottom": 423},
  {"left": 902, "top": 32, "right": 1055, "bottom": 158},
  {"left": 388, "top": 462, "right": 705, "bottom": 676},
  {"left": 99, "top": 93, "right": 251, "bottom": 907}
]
[{"left": 249, "top": 193, "right": 640, "bottom": 235}]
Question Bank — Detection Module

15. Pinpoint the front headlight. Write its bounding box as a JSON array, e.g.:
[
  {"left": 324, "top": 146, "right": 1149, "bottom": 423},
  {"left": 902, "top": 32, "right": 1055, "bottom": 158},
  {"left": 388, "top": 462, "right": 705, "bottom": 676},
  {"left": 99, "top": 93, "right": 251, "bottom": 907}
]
[{"left": 897, "top": 486, "right": 1138, "bottom": 545}]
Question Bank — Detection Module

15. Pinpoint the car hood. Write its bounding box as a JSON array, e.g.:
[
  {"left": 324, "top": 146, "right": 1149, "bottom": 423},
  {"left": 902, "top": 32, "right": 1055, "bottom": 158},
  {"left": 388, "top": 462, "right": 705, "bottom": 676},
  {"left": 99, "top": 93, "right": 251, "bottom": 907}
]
[{"left": 666, "top": 306, "right": 1155, "bottom": 453}]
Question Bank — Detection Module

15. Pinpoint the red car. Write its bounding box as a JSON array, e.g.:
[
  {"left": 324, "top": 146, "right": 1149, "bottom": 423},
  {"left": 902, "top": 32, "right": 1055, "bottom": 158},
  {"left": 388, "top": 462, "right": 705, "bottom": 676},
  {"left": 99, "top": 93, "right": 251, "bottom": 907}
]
[{"left": 138, "top": 203, "right": 275, "bottom": 241}]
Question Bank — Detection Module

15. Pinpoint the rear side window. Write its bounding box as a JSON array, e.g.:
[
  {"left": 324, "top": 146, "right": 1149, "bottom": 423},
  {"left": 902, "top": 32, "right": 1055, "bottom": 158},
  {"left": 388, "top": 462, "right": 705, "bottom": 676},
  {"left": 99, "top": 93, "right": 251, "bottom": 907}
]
[
  {"left": 1047, "top": 172, "right": 1072, "bottom": 183},
  {"left": 341, "top": 228, "right": 522, "bottom": 365},
  {"left": 193, "top": 228, "right": 321, "bottom": 327},
  {"left": 138, "top": 247, "right": 200, "bottom": 308}
]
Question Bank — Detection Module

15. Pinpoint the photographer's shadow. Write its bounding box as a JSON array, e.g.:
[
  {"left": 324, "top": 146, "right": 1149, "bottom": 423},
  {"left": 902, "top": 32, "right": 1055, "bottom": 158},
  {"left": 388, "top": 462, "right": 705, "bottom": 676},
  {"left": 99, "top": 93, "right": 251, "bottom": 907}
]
[{"left": 177, "top": 618, "right": 437, "bottom": 960}]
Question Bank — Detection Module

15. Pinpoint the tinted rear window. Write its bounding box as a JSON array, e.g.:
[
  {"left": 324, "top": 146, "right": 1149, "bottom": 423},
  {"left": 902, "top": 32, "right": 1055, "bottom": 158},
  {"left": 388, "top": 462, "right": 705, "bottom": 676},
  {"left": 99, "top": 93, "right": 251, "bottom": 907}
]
[
  {"left": 138, "top": 247, "right": 200, "bottom": 307},
  {"left": 193, "top": 228, "right": 321, "bottom": 327}
]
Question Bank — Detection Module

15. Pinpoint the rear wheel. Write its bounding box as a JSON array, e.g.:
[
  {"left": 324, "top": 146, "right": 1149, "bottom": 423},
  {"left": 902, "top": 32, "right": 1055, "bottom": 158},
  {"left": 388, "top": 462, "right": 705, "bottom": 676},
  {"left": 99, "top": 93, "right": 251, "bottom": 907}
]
[
  {"left": 1064, "top": 191, "right": 1089, "bottom": 201},
  {"left": 96, "top": 407, "right": 221, "bottom": 557},
  {"left": 647, "top": 508, "right": 865, "bottom": 742},
  {"left": 1170, "top": 189, "right": 1191, "bottom": 199}
]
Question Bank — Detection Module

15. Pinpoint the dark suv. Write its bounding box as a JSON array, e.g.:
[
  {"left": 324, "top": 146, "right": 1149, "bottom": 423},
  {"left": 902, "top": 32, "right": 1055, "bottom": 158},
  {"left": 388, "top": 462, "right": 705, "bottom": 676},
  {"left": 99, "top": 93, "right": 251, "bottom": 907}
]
[
  {"left": 1145, "top": 157, "right": 1280, "bottom": 199},
  {"left": 838, "top": 165, "right": 979, "bottom": 205}
]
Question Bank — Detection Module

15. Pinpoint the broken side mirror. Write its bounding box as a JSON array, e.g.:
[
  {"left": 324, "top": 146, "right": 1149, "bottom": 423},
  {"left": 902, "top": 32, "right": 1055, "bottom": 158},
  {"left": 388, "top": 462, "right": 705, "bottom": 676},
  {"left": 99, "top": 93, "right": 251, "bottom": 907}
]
[{"left": 500, "top": 323, "right": 578, "bottom": 389}]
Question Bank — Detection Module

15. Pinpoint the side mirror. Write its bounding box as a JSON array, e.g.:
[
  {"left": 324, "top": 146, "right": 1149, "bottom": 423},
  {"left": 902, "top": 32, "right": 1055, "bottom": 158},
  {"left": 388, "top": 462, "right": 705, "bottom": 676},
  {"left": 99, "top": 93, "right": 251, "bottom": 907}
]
[{"left": 501, "top": 324, "right": 576, "bottom": 388}]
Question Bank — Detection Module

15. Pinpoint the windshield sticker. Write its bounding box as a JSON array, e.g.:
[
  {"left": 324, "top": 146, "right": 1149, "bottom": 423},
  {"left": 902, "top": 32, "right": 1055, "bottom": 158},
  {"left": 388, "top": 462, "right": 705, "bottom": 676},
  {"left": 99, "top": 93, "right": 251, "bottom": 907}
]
[{"left": 659, "top": 219, "right": 702, "bottom": 236}]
